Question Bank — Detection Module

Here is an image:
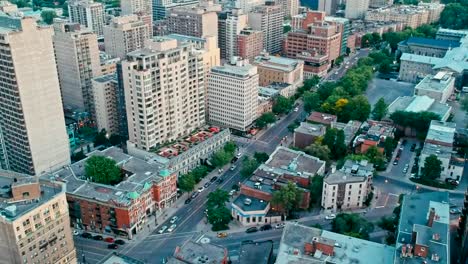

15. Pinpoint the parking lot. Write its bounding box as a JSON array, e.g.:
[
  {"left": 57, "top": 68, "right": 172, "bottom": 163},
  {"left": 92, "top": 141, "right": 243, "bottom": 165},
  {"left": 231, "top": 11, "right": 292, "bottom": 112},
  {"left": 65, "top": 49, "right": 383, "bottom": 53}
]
[
  {"left": 385, "top": 138, "right": 421, "bottom": 179},
  {"left": 366, "top": 77, "right": 414, "bottom": 106}
]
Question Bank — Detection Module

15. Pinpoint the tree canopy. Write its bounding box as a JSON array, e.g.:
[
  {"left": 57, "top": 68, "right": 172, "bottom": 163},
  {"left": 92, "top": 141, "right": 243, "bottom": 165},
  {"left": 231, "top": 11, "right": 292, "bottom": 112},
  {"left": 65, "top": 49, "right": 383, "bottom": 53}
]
[
  {"left": 390, "top": 111, "right": 440, "bottom": 136},
  {"left": 271, "top": 182, "right": 302, "bottom": 215},
  {"left": 309, "top": 175, "right": 324, "bottom": 206},
  {"left": 332, "top": 213, "right": 374, "bottom": 240},
  {"left": 85, "top": 156, "right": 122, "bottom": 185},
  {"left": 41, "top": 10, "right": 56, "bottom": 24},
  {"left": 303, "top": 91, "right": 322, "bottom": 113},
  {"left": 440, "top": 3, "right": 468, "bottom": 30},
  {"left": 255, "top": 112, "right": 276, "bottom": 128},
  {"left": 305, "top": 143, "right": 331, "bottom": 165},
  {"left": 321, "top": 128, "right": 347, "bottom": 160},
  {"left": 240, "top": 157, "right": 260, "bottom": 178},
  {"left": 372, "top": 98, "right": 388, "bottom": 121},
  {"left": 178, "top": 174, "right": 195, "bottom": 195},
  {"left": 206, "top": 189, "right": 231, "bottom": 231},
  {"left": 421, "top": 154, "right": 442, "bottom": 180},
  {"left": 253, "top": 152, "right": 269, "bottom": 163},
  {"left": 272, "top": 96, "right": 294, "bottom": 114},
  {"left": 210, "top": 150, "right": 231, "bottom": 168}
]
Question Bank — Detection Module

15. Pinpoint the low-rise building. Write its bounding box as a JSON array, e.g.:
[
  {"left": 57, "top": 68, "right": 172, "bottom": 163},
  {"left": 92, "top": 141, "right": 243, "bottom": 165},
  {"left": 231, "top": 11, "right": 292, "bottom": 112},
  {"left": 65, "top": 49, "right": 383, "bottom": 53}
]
[
  {"left": 98, "top": 252, "right": 145, "bottom": 264},
  {"left": 259, "top": 82, "right": 296, "bottom": 98},
  {"left": 172, "top": 241, "right": 228, "bottom": 264},
  {"left": 387, "top": 95, "right": 452, "bottom": 121},
  {"left": 322, "top": 159, "right": 374, "bottom": 211},
  {"left": 307, "top": 111, "right": 337, "bottom": 127},
  {"left": 414, "top": 72, "right": 455, "bottom": 103},
  {"left": 398, "top": 37, "right": 460, "bottom": 59},
  {"left": 238, "top": 240, "right": 274, "bottom": 264},
  {"left": 293, "top": 122, "right": 326, "bottom": 149},
  {"left": 0, "top": 170, "right": 77, "bottom": 264},
  {"left": 395, "top": 191, "right": 450, "bottom": 264},
  {"left": 276, "top": 223, "right": 395, "bottom": 264},
  {"left": 353, "top": 121, "right": 395, "bottom": 154},
  {"left": 333, "top": 120, "right": 362, "bottom": 146},
  {"left": 128, "top": 127, "right": 230, "bottom": 176},
  {"left": 43, "top": 147, "right": 177, "bottom": 239}
]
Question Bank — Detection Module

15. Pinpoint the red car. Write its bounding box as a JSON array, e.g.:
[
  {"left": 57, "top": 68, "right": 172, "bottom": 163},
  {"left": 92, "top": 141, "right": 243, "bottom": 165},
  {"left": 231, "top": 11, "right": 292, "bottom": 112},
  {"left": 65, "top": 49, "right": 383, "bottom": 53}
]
[{"left": 104, "top": 237, "right": 115, "bottom": 243}]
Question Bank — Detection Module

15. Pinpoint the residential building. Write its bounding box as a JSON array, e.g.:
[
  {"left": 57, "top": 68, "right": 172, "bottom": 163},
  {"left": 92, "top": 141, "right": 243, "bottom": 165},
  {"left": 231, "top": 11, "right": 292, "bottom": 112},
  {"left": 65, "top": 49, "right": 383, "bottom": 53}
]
[
  {"left": 419, "top": 121, "right": 464, "bottom": 182},
  {"left": 207, "top": 60, "right": 259, "bottom": 131},
  {"left": 172, "top": 241, "right": 228, "bottom": 264},
  {"left": 353, "top": 120, "right": 395, "bottom": 154},
  {"left": 92, "top": 74, "right": 120, "bottom": 136},
  {"left": 333, "top": 120, "right": 362, "bottom": 146},
  {"left": 399, "top": 53, "right": 442, "bottom": 83},
  {"left": 295, "top": 50, "right": 330, "bottom": 78},
  {"left": 0, "top": 170, "right": 76, "bottom": 264},
  {"left": 223, "top": 9, "right": 248, "bottom": 60},
  {"left": 44, "top": 147, "right": 177, "bottom": 238},
  {"left": 293, "top": 122, "right": 326, "bottom": 149},
  {"left": 116, "top": 62, "right": 129, "bottom": 140},
  {"left": 307, "top": 111, "right": 337, "bottom": 127},
  {"left": 120, "top": 0, "right": 153, "bottom": 27},
  {"left": 259, "top": 82, "right": 296, "bottom": 98},
  {"left": 276, "top": 223, "right": 395, "bottom": 264},
  {"left": 0, "top": 5, "right": 70, "bottom": 175},
  {"left": 414, "top": 72, "right": 455, "bottom": 103},
  {"left": 103, "top": 15, "right": 151, "bottom": 59},
  {"left": 53, "top": 20, "right": 101, "bottom": 115},
  {"left": 345, "top": 0, "right": 369, "bottom": 19},
  {"left": 99, "top": 52, "right": 120, "bottom": 75},
  {"left": 123, "top": 37, "right": 206, "bottom": 149},
  {"left": 166, "top": 2, "right": 220, "bottom": 38},
  {"left": 397, "top": 37, "right": 460, "bottom": 58},
  {"left": 128, "top": 127, "right": 230, "bottom": 176},
  {"left": 369, "top": 0, "right": 393, "bottom": 8},
  {"left": 276, "top": 0, "right": 299, "bottom": 17},
  {"left": 395, "top": 191, "right": 450, "bottom": 264},
  {"left": 152, "top": 0, "right": 199, "bottom": 21},
  {"left": 252, "top": 52, "right": 304, "bottom": 93},
  {"left": 387, "top": 95, "right": 452, "bottom": 121},
  {"left": 257, "top": 97, "right": 273, "bottom": 117},
  {"left": 322, "top": 159, "right": 374, "bottom": 211},
  {"left": 68, "top": 0, "right": 105, "bottom": 37},
  {"left": 237, "top": 28, "right": 264, "bottom": 61},
  {"left": 238, "top": 240, "right": 274, "bottom": 264},
  {"left": 234, "top": 0, "right": 265, "bottom": 13},
  {"left": 324, "top": 16, "right": 350, "bottom": 56},
  {"left": 248, "top": 2, "right": 283, "bottom": 54},
  {"left": 316, "top": 0, "right": 338, "bottom": 15},
  {"left": 436, "top": 28, "right": 468, "bottom": 42}
]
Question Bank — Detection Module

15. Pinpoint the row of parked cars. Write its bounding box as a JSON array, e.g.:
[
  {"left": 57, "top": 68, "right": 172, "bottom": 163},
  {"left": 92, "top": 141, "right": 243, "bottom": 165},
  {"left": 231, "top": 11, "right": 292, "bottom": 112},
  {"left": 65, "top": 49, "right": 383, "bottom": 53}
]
[{"left": 79, "top": 232, "right": 125, "bottom": 249}]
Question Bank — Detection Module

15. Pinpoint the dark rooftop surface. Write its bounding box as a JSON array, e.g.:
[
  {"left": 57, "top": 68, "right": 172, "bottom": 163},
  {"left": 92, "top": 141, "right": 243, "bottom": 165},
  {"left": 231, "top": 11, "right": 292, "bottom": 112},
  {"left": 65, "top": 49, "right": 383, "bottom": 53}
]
[
  {"left": 174, "top": 241, "right": 226, "bottom": 264},
  {"left": 238, "top": 240, "right": 274, "bottom": 264},
  {"left": 233, "top": 194, "right": 269, "bottom": 212},
  {"left": 406, "top": 37, "right": 460, "bottom": 49}
]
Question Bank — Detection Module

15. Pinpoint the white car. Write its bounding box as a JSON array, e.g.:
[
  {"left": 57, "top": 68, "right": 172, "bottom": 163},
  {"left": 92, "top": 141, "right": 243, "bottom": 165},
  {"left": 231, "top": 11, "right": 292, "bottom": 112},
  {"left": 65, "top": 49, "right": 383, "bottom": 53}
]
[
  {"left": 170, "top": 216, "right": 179, "bottom": 224},
  {"left": 325, "top": 214, "right": 336, "bottom": 220},
  {"left": 167, "top": 224, "right": 177, "bottom": 232},
  {"left": 275, "top": 223, "right": 285, "bottom": 229},
  {"left": 73, "top": 230, "right": 80, "bottom": 236},
  {"left": 294, "top": 107, "right": 299, "bottom": 112},
  {"left": 197, "top": 186, "right": 205, "bottom": 193},
  {"left": 236, "top": 152, "right": 242, "bottom": 158},
  {"left": 158, "top": 226, "right": 168, "bottom": 234},
  {"left": 230, "top": 165, "right": 236, "bottom": 171},
  {"left": 229, "top": 190, "right": 236, "bottom": 196}
]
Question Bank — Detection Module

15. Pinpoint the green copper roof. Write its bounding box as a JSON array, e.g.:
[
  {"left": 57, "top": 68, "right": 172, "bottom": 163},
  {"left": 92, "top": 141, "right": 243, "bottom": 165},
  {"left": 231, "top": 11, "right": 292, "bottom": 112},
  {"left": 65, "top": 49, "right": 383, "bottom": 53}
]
[
  {"left": 127, "top": 191, "right": 140, "bottom": 200},
  {"left": 143, "top": 182, "right": 151, "bottom": 191},
  {"left": 159, "top": 169, "right": 171, "bottom": 177}
]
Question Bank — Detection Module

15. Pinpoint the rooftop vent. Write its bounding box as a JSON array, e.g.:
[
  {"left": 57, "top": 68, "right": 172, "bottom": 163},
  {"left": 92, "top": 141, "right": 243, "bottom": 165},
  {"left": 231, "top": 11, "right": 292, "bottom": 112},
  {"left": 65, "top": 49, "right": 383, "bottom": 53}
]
[
  {"left": 244, "top": 198, "right": 252, "bottom": 206},
  {"left": 432, "top": 233, "right": 440, "bottom": 241},
  {"left": 4, "top": 205, "right": 16, "bottom": 217},
  {"left": 197, "top": 255, "right": 209, "bottom": 264},
  {"left": 431, "top": 253, "right": 440, "bottom": 262}
]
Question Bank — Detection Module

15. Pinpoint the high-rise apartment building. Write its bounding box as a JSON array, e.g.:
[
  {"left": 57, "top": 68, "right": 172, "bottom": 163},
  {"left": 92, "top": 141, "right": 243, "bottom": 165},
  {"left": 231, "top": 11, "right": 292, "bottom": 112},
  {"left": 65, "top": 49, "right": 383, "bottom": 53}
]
[
  {"left": 68, "top": 0, "right": 105, "bottom": 37},
  {"left": 369, "top": 0, "right": 393, "bottom": 8},
  {"left": 316, "top": 0, "right": 338, "bottom": 15},
  {"left": 208, "top": 60, "right": 259, "bottom": 131},
  {"left": 166, "top": 2, "right": 220, "bottom": 38},
  {"left": 345, "top": 0, "right": 369, "bottom": 19},
  {"left": 0, "top": 171, "right": 76, "bottom": 264},
  {"left": 234, "top": 0, "right": 265, "bottom": 13},
  {"left": 248, "top": 2, "right": 283, "bottom": 54},
  {"left": 53, "top": 20, "right": 101, "bottom": 115},
  {"left": 103, "top": 15, "right": 151, "bottom": 59},
  {"left": 92, "top": 74, "right": 120, "bottom": 136},
  {"left": 152, "top": 0, "right": 199, "bottom": 21},
  {"left": 325, "top": 16, "right": 350, "bottom": 56},
  {"left": 0, "top": 5, "right": 70, "bottom": 175},
  {"left": 123, "top": 37, "right": 206, "bottom": 150},
  {"left": 237, "top": 28, "right": 264, "bottom": 61},
  {"left": 120, "top": 0, "right": 153, "bottom": 31},
  {"left": 276, "top": 0, "right": 299, "bottom": 17},
  {"left": 224, "top": 9, "right": 248, "bottom": 60}
]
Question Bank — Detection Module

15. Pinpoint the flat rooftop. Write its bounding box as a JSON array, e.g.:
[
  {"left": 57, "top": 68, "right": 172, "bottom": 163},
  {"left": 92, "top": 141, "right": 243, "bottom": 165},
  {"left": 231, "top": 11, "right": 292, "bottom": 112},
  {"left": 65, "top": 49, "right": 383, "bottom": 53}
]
[
  {"left": 406, "top": 37, "right": 460, "bottom": 49},
  {"left": 421, "top": 143, "right": 452, "bottom": 159},
  {"left": 294, "top": 122, "right": 326, "bottom": 137},
  {"left": 264, "top": 146, "right": 325, "bottom": 178},
  {"left": 387, "top": 95, "right": 452, "bottom": 119},
  {"left": 253, "top": 54, "right": 301, "bottom": 72},
  {"left": 98, "top": 252, "right": 145, "bottom": 264},
  {"left": 415, "top": 72, "right": 454, "bottom": 92},
  {"left": 324, "top": 170, "right": 367, "bottom": 185},
  {"left": 307, "top": 111, "right": 337, "bottom": 126},
  {"left": 425, "top": 120, "right": 456, "bottom": 145},
  {"left": 238, "top": 240, "right": 273, "bottom": 264},
  {"left": 276, "top": 223, "right": 395, "bottom": 264},
  {"left": 211, "top": 63, "right": 258, "bottom": 78},
  {"left": 174, "top": 241, "right": 226, "bottom": 264},
  {"left": 233, "top": 194, "right": 269, "bottom": 212}
]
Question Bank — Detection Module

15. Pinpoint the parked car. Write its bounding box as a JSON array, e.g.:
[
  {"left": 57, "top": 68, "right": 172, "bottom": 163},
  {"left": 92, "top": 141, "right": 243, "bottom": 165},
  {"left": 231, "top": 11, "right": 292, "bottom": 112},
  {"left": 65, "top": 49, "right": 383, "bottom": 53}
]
[
  {"left": 167, "top": 224, "right": 177, "bottom": 232},
  {"left": 393, "top": 160, "right": 398, "bottom": 165},
  {"left": 92, "top": 235, "right": 103, "bottom": 241},
  {"left": 410, "top": 144, "right": 416, "bottom": 152},
  {"left": 245, "top": 227, "right": 258, "bottom": 233},
  {"left": 114, "top": 239, "right": 125, "bottom": 245},
  {"left": 217, "top": 232, "right": 228, "bottom": 238},
  {"left": 203, "top": 182, "right": 211, "bottom": 188},
  {"left": 81, "top": 232, "right": 92, "bottom": 239},
  {"left": 210, "top": 176, "right": 218, "bottom": 183},
  {"left": 104, "top": 237, "right": 114, "bottom": 243},
  {"left": 170, "top": 216, "right": 179, "bottom": 224},
  {"left": 450, "top": 208, "right": 461, "bottom": 214},
  {"left": 197, "top": 186, "right": 205, "bottom": 193},
  {"left": 185, "top": 198, "right": 192, "bottom": 204},
  {"left": 216, "top": 177, "right": 224, "bottom": 183},
  {"left": 107, "top": 244, "right": 118, "bottom": 250},
  {"left": 230, "top": 165, "right": 236, "bottom": 171},
  {"left": 325, "top": 214, "right": 336, "bottom": 220},
  {"left": 275, "top": 223, "right": 285, "bottom": 229},
  {"left": 158, "top": 226, "right": 168, "bottom": 234},
  {"left": 73, "top": 230, "right": 80, "bottom": 236},
  {"left": 260, "top": 224, "right": 272, "bottom": 231},
  {"left": 229, "top": 190, "right": 236, "bottom": 196},
  {"left": 191, "top": 192, "right": 199, "bottom": 199},
  {"left": 236, "top": 152, "right": 242, "bottom": 158}
]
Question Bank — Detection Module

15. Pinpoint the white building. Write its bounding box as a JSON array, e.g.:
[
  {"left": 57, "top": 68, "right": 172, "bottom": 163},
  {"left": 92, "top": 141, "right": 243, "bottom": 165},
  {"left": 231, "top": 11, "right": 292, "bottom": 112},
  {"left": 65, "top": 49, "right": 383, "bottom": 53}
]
[
  {"left": 414, "top": 71, "right": 455, "bottom": 103},
  {"left": 68, "top": 0, "right": 105, "bottom": 37},
  {"left": 92, "top": 74, "right": 119, "bottom": 135},
  {"left": 345, "top": 0, "right": 369, "bottom": 19},
  {"left": 225, "top": 9, "right": 248, "bottom": 60},
  {"left": 0, "top": 4, "right": 70, "bottom": 175},
  {"left": 208, "top": 60, "right": 259, "bottom": 131}
]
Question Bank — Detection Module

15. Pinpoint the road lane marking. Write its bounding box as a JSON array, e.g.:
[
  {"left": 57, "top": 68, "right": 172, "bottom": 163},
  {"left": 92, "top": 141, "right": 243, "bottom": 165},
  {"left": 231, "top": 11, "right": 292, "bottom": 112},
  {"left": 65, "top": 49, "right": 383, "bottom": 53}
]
[{"left": 196, "top": 234, "right": 205, "bottom": 243}]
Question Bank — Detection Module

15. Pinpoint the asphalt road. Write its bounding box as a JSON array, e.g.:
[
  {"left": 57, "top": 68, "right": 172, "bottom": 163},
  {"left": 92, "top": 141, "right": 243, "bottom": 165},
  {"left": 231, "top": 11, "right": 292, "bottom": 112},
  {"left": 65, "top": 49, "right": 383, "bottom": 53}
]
[{"left": 326, "top": 49, "right": 370, "bottom": 82}]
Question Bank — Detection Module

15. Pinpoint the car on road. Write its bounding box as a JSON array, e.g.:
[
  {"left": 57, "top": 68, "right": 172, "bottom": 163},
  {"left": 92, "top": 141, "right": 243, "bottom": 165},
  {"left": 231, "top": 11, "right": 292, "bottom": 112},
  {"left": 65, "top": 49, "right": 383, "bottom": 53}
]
[
  {"left": 107, "top": 244, "right": 118, "bottom": 250},
  {"left": 191, "top": 192, "right": 199, "bottom": 199},
  {"left": 294, "top": 107, "right": 299, "bottom": 112},
  {"left": 104, "top": 237, "right": 114, "bottom": 243},
  {"left": 158, "top": 226, "right": 168, "bottom": 234},
  {"left": 325, "top": 214, "right": 336, "bottom": 220},
  {"left": 236, "top": 152, "right": 242, "bottom": 158},
  {"left": 231, "top": 157, "right": 238, "bottom": 163},
  {"left": 216, "top": 177, "right": 224, "bottom": 183},
  {"left": 260, "top": 224, "right": 272, "bottom": 231},
  {"left": 170, "top": 216, "right": 179, "bottom": 224},
  {"left": 198, "top": 186, "right": 205, "bottom": 193},
  {"left": 115, "top": 239, "right": 125, "bottom": 245},
  {"left": 450, "top": 208, "right": 461, "bottom": 214},
  {"left": 81, "top": 232, "right": 92, "bottom": 239},
  {"left": 73, "top": 230, "right": 80, "bottom": 236},
  {"left": 246, "top": 227, "right": 258, "bottom": 233},
  {"left": 203, "top": 182, "right": 211, "bottom": 188},
  {"left": 185, "top": 198, "right": 192, "bottom": 204},
  {"left": 393, "top": 160, "right": 398, "bottom": 165},
  {"left": 167, "top": 224, "right": 177, "bottom": 232},
  {"left": 230, "top": 165, "right": 236, "bottom": 171},
  {"left": 92, "top": 235, "right": 103, "bottom": 241},
  {"left": 229, "top": 190, "right": 236, "bottom": 196},
  {"left": 210, "top": 176, "right": 218, "bottom": 183},
  {"left": 217, "top": 232, "right": 228, "bottom": 238},
  {"left": 275, "top": 223, "right": 285, "bottom": 229}
]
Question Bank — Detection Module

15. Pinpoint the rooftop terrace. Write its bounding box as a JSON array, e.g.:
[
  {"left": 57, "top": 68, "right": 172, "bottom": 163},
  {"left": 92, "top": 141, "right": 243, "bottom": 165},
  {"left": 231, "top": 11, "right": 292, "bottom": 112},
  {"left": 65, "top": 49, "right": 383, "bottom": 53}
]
[{"left": 264, "top": 146, "right": 325, "bottom": 178}]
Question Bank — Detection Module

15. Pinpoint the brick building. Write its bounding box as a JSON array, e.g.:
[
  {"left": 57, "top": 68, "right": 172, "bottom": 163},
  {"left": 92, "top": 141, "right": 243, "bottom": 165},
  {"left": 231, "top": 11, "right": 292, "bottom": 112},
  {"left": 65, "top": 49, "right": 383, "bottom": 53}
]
[{"left": 237, "top": 28, "right": 263, "bottom": 61}]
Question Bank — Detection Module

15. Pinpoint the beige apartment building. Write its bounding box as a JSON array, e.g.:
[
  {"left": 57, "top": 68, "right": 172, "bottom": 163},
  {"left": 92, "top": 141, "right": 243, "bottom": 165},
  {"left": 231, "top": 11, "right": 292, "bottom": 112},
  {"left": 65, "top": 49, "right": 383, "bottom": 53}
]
[
  {"left": 345, "top": 0, "right": 369, "bottom": 19},
  {"left": 0, "top": 5, "right": 70, "bottom": 176},
  {"left": 104, "top": 15, "right": 150, "bottom": 59},
  {"left": 208, "top": 60, "right": 259, "bottom": 131},
  {"left": 123, "top": 37, "right": 206, "bottom": 150},
  {"left": 234, "top": 0, "right": 264, "bottom": 13},
  {"left": 53, "top": 20, "right": 101, "bottom": 115},
  {"left": 120, "top": 0, "right": 153, "bottom": 27},
  {"left": 92, "top": 74, "right": 119, "bottom": 136},
  {"left": 166, "top": 3, "right": 220, "bottom": 38},
  {"left": 276, "top": 0, "right": 299, "bottom": 18},
  {"left": 249, "top": 2, "right": 283, "bottom": 54},
  {"left": 0, "top": 170, "right": 76, "bottom": 264},
  {"left": 68, "top": 0, "right": 105, "bottom": 37}
]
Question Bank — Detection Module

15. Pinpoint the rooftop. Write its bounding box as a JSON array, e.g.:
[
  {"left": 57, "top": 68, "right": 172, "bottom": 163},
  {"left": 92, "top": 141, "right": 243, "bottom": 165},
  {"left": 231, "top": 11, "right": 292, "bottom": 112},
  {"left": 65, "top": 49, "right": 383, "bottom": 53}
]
[
  {"left": 333, "top": 120, "right": 362, "bottom": 145},
  {"left": 415, "top": 72, "right": 454, "bottom": 92},
  {"left": 421, "top": 143, "right": 452, "bottom": 159},
  {"left": 259, "top": 86, "right": 280, "bottom": 97},
  {"left": 276, "top": 223, "right": 395, "bottom": 264},
  {"left": 93, "top": 73, "right": 117, "bottom": 83},
  {"left": 211, "top": 62, "right": 258, "bottom": 78},
  {"left": 253, "top": 53, "right": 302, "bottom": 72},
  {"left": 307, "top": 111, "right": 337, "bottom": 126},
  {"left": 238, "top": 240, "right": 274, "bottom": 264},
  {"left": 425, "top": 120, "right": 456, "bottom": 145},
  {"left": 264, "top": 146, "right": 325, "bottom": 178},
  {"left": 324, "top": 170, "right": 368, "bottom": 185},
  {"left": 395, "top": 192, "right": 450, "bottom": 264},
  {"left": 173, "top": 241, "right": 227, "bottom": 264},
  {"left": 387, "top": 95, "right": 452, "bottom": 118},
  {"left": 294, "top": 122, "right": 326, "bottom": 137},
  {"left": 98, "top": 252, "right": 145, "bottom": 264},
  {"left": 400, "top": 53, "right": 442, "bottom": 65},
  {"left": 406, "top": 37, "right": 460, "bottom": 49},
  {"left": 233, "top": 194, "right": 269, "bottom": 212}
]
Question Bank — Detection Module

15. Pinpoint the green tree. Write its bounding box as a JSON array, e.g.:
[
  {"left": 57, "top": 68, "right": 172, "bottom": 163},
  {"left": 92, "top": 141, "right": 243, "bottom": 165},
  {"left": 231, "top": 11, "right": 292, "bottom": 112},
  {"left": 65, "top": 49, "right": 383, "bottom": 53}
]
[
  {"left": 240, "top": 157, "right": 259, "bottom": 178},
  {"left": 372, "top": 98, "right": 388, "bottom": 121},
  {"left": 223, "top": 141, "right": 237, "bottom": 155},
  {"left": 378, "top": 216, "right": 397, "bottom": 233},
  {"left": 253, "top": 152, "right": 269, "bottom": 163},
  {"left": 365, "top": 146, "right": 386, "bottom": 170},
  {"left": 272, "top": 96, "right": 293, "bottom": 114},
  {"left": 206, "top": 189, "right": 231, "bottom": 231},
  {"left": 390, "top": 111, "right": 440, "bottom": 135},
  {"left": 94, "top": 129, "right": 109, "bottom": 147},
  {"left": 303, "top": 91, "right": 322, "bottom": 113},
  {"left": 440, "top": 3, "right": 468, "bottom": 30},
  {"left": 207, "top": 189, "right": 230, "bottom": 208},
  {"left": 305, "top": 143, "right": 331, "bottom": 165},
  {"left": 85, "top": 156, "right": 122, "bottom": 185},
  {"left": 11, "top": 0, "right": 30, "bottom": 7},
  {"left": 331, "top": 213, "right": 374, "bottom": 240},
  {"left": 255, "top": 112, "right": 276, "bottom": 128},
  {"left": 41, "top": 10, "right": 57, "bottom": 24},
  {"left": 191, "top": 165, "right": 209, "bottom": 182},
  {"left": 71, "top": 150, "right": 86, "bottom": 162},
  {"left": 211, "top": 150, "right": 231, "bottom": 168},
  {"left": 334, "top": 130, "right": 347, "bottom": 160},
  {"left": 384, "top": 137, "right": 397, "bottom": 159},
  {"left": 283, "top": 25, "right": 292, "bottom": 33},
  {"left": 309, "top": 175, "right": 324, "bottom": 206},
  {"left": 178, "top": 174, "right": 196, "bottom": 195},
  {"left": 342, "top": 95, "right": 371, "bottom": 122},
  {"left": 271, "top": 182, "right": 302, "bottom": 216},
  {"left": 421, "top": 155, "right": 442, "bottom": 180}
]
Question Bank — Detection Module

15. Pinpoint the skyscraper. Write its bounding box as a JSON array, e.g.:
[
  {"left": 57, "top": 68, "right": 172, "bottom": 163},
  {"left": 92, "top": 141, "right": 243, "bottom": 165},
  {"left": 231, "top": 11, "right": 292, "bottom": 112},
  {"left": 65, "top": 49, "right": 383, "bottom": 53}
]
[
  {"left": 225, "top": 9, "right": 248, "bottom": 60},
  {"left": 123, "top": 37, "right": 206, "bottom": 150},
  {"left": 53, "top": 20, "right": 101, "bottom": 115},
  {"left": 166, "top": 2, "right": 220, "bottom": 38},
  {"left": 234, "top": 0, "right": 265, "bottom": 13},
  {"left": 68, "top": 0, "right": 105, "bottom": 37},
  {"left": 248, "top": 2, "right": 283, "bottom": 54},
  {"left": 345, "top": 0, "right": 369, "bottom": 19},
  {"left": 237, "top": 28, "right": 264, "bottom": 61},
  {"left": 120, "top": 0, "right": 153, "bottom": 29},
  {"left": 103, "top": 15, "right": 151, "bottom": 59},
  {"left": 0, "top": 4, "right": 70, "bottom": 175}
]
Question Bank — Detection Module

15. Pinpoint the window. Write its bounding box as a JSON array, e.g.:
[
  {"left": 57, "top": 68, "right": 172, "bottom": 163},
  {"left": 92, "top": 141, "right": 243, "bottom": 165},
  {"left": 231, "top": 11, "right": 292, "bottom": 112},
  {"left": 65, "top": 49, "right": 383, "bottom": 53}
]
[{"left": 22, "top": 192, "right": 29, "bottom": 198}]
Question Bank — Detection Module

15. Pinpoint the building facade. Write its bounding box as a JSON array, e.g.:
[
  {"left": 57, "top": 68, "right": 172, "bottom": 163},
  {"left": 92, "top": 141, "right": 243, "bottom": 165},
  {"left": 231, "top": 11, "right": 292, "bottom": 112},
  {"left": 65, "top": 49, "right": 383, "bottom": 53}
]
[
  {"left": 414, "top": 72, "right": 455, "bottom": 103},
  {"left": 68, "top": 0, "right": 105, "bottom": 37},
  {"left": 345, "top": 0, "right": 369, "bottom": 19},
  {"left": 0, "top": 6, "right": 70, "bottom": 175},
  {"left": 224, "top": 9, "right": 248, "bottom": 60},
  {"left": 166, "top": 3, "right": 220, "bottom": 38},
  {"left": 248, "top": 2, "right": 283, "bottom": 54},
  {"left": 120, "top": 0, "right": 153, "bottom": 26},
  {"left": 237, "top": 28, "right": 264, "bottom": 61},
  {"left": 92, "top": 74, "right": 120, "bottom": 135}
]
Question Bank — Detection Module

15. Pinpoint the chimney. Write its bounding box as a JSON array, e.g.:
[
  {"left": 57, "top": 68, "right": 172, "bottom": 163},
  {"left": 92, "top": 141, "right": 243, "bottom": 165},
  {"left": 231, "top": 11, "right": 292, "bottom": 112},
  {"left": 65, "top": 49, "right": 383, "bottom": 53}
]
[
  {"left": 432, "top": 233, "right": 440, "bottom": 241},
  {"left": 427, "top": 208, "right": 435, "bottom": 227}
]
